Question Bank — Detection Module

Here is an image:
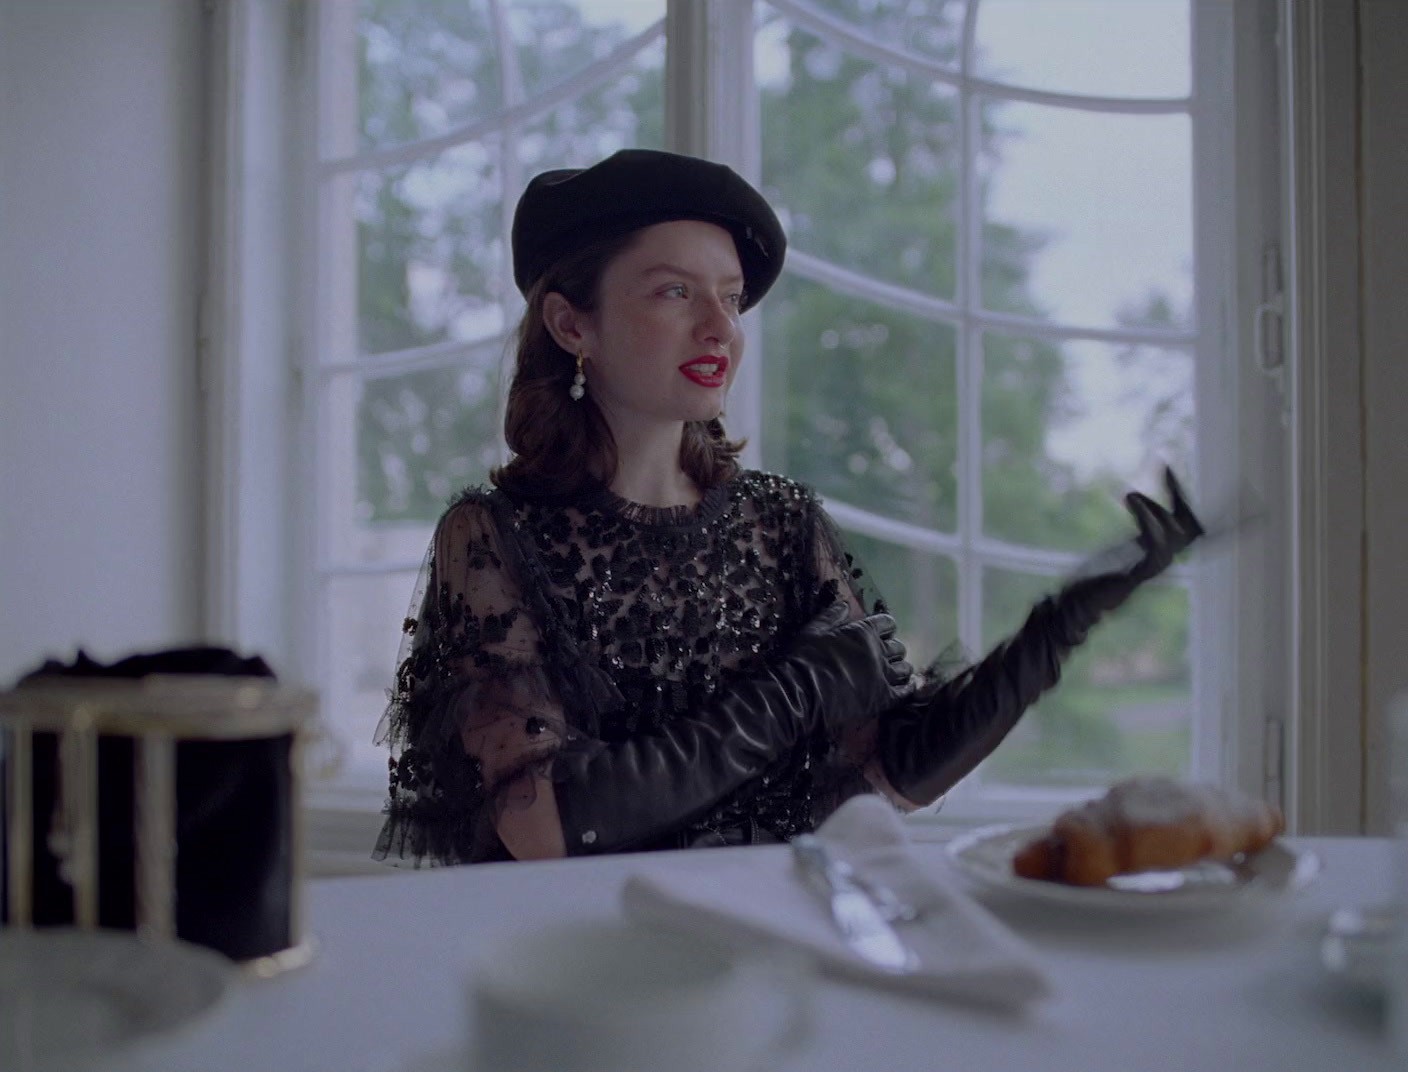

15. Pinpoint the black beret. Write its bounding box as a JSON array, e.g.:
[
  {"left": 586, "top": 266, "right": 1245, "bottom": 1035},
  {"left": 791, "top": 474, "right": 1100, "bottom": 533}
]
[{"left": 511, "top": 148, "right": 786, "bottom": 312}]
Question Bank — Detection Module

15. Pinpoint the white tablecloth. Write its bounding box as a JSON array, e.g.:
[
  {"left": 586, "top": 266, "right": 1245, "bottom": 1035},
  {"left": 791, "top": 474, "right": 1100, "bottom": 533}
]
[{"left": 136, "top": 837, "right": 1400, "bottom": 1072}]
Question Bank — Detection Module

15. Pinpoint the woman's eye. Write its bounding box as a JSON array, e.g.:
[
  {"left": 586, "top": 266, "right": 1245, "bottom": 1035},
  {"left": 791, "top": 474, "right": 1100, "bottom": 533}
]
[
  {"left": 725, "top": 292, "right": 745, "bottom": 308},
  {"left": 663, "top": 284, "right": 687, "bottom": 298}
]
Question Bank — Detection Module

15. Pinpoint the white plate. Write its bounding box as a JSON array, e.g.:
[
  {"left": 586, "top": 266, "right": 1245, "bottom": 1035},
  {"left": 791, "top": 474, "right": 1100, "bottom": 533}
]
[
  {"left": 946, "top": 823, "right": 1321, "bottom": 914},
  {"left": 0, "top": 928, "right": 235, "bottom": 1069}
]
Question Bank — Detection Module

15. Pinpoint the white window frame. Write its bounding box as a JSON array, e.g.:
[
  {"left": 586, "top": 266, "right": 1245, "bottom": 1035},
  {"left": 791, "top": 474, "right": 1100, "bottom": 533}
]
[
  {"left": 200, "top": 0, "right": 1366, "bottom": 870},
  {"left": 1280, "top": 0, "right": 1365, "bottom": 836}
]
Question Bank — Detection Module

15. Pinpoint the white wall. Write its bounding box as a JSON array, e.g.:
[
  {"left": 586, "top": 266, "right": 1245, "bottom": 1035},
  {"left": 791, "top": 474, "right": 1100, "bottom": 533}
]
[{"left": 0, "top": 0, "right": 206, "bottom": 683}]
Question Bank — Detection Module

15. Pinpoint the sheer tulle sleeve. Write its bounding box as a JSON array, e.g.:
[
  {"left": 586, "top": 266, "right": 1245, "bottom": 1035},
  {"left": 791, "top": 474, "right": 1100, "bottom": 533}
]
[
  {"left": 373, "top": 494, "right": 597, "bottom": 865},
  {"left": 805, "top": 501, "right": 928, "bottom": 811},
  {"left": 808, "top": 503, "right": 888, "bottom": 620}
]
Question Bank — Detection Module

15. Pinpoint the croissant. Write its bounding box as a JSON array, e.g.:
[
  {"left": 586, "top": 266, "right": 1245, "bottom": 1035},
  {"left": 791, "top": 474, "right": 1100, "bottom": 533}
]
[{"left": 1011, "top": 776, "right": 1284, "bottom": 886}]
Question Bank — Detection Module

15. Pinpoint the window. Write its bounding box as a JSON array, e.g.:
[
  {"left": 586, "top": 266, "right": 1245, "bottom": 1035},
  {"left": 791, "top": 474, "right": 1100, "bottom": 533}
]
[
  {"left": 749, "top": 0, "right": 1244, "bottom": 820},
  {"left": 299, "top": 0, "right": 1286, "bottom": 830}
]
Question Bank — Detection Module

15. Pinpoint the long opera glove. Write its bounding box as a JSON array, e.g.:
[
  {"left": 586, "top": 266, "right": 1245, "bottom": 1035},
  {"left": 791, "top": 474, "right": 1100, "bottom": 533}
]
[
  {"left": 552, "top": 604, "right": 913, "bottom": 855},
  {"left": 878, "top": 467, "right": 1205, "bottom": 806}
]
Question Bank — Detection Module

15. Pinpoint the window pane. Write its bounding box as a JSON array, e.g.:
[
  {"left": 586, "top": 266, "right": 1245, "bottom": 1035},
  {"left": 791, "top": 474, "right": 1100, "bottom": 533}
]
[
  {"left": 846, "top": 535, "right": 958, "bottom": 670},
  {"left": 350, "top": 354, "right": 505, "bottom": 532},
  {"left": 758, "top": 0, "right": 967, "bottom": 68},
  {"left": 507, "top": 0, "right": 665, "bottom": 101},
  {"left": 973, "top": 0, "right": 1190, "bottom": 99},
  {"left": 981, "top": 567, "right": 1192, "bottom": 788},
  {"left": 758, "top": 8, "right": 960, "bottom": 299},
  {"left": 980, "top": 101, "right": 1192, "bottom": 330},
  {"left": 761, "top": 274, "right": 957, "bottom": 531},
  {"left": 351, "top": 143, "right": 506, "bottom": 358},
  {"left": 356, "top": 0, "right": 665, "bottom": 153},
  {"left": 358, "top": 1, "right": 503, "bottom": 152},
  {"left": 981, "top": 332, "right": 1195, "bottom": 550},
  {"left": 324, "top": 570, "right": 423, "bottom": 775},
  {"left": 514, "top": 32, "right": 667, "bottom": 174},
  {"left": 349, "top": 10, "right": 664, "bottom": 359}
]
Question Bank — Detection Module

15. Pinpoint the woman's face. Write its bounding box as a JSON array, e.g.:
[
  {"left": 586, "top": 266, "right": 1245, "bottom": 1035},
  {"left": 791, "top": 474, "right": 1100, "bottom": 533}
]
[{"left": 553, "top": 219, "right": 746, "bottom": 431}]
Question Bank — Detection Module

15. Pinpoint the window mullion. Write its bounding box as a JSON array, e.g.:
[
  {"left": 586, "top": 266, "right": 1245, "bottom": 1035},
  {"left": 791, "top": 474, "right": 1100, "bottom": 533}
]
[
  {"left": 490, "top": 0, "right": 525, "bottom": 470},
  {"left": 204, "top": 0, "right": 305, "bottom": 671},
  {"left": 668, "top": 0, "right": 764, "bottom": 465},
  {"left": 1189, "top": 0, "right": 1242, "bottom": 793},
  {"left": 956, "top": 7, "right": 984, "bottom": 795},
  {"left": 1281, "top": 0, "right": 1363, "bottom": 833}
]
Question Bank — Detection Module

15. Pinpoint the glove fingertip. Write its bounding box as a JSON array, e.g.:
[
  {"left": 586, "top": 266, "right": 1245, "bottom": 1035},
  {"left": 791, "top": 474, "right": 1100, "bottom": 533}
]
[{"left": 1129, "top": 492, "right": 1173, "bottom": 535}]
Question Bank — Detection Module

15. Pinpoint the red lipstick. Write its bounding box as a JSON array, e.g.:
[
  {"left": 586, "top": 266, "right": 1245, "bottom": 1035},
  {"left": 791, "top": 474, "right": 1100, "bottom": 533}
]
[{"left": 679, "top": 354, "right": 729, "bottom": 388}]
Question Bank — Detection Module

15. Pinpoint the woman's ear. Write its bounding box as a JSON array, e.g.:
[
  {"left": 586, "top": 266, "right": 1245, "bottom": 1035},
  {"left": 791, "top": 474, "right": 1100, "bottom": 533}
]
[{"left": 541, "top": 292, "right": 591, "bottom": 356}]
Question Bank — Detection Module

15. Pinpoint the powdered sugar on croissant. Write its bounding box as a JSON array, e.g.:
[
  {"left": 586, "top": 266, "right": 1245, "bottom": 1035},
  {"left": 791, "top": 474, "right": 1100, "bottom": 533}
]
[{"left": 1011, "top": 776, "right": 1284, "bottom": 887}]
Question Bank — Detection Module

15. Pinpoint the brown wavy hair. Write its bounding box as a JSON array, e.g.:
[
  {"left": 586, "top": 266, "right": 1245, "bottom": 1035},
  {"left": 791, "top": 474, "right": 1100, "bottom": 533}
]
[{"left": 491, "top": 230, "right": 746, "bottom": 500}]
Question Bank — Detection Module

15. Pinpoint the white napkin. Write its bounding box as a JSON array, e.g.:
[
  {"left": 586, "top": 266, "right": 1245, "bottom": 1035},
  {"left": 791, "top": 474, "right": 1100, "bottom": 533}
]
[{"left": 622, "top": 795, "right": 1055, "bottom": 1009}]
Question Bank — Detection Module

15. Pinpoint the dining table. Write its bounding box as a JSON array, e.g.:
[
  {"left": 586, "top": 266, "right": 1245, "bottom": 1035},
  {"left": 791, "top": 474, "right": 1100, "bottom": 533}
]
[{"left": 124, "top": 834, "right": 1401, "bottom": 1072}]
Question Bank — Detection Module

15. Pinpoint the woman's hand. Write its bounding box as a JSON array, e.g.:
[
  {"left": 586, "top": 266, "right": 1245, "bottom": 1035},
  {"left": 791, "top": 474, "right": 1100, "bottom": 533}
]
[
  {"left": 1063, "top": 466, "right": 1205, "bottom": 622},
  {"left": 790, "top": 601, "right": 914, "bottom": 734},
  {"left": 1126, "top": 466, "right": 1205, "bottom": 580},
  {"left": 876, "top": 467, "right": 1205, "bottom": 807}
]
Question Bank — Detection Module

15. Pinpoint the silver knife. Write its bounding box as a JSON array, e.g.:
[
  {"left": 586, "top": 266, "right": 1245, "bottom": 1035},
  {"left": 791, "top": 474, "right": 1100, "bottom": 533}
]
[{"left": 792, "top": 834, "right": 918, "bottom": 974}]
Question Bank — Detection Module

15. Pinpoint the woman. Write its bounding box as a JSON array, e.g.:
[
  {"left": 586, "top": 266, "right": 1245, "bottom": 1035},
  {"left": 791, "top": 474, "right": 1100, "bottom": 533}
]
[{"left": 373, "top": 148, "right": 1202, "bottom": 866}]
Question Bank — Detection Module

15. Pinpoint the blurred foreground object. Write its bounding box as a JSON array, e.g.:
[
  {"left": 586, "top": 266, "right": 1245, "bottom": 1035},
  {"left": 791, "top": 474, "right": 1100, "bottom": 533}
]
[
  {"left": 0, "top": 648, "right": 317, "bottom": 973},
  {"left": 1388, "top": 693, "right": 1408, "bottom": 1056}
]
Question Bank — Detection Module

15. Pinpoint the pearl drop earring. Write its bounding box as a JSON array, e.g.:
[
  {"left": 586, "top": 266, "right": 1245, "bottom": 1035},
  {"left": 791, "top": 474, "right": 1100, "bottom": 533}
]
[{"left": 569, "top": 351, "right": 586, "bottom": 401}]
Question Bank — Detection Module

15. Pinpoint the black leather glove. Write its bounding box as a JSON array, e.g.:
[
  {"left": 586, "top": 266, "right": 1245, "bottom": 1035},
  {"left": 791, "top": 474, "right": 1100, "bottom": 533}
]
[
  {"left": 878, "top": 467, "right": 1204, "bottom": 806},
  {"left": 552, "top": 604, "right": 913, "bottom": 855}
]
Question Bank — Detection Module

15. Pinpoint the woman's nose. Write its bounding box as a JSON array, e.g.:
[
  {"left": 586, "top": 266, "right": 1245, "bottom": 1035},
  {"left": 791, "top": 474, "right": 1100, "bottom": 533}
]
[{"left": 695, "top": 296, "right": 737, "bottom": 345}]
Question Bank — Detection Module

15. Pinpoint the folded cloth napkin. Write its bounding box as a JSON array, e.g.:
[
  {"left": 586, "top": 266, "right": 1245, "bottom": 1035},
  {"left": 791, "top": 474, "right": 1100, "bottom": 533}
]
[{"left": 622, "top": 795, "right": 1055, "bottom": 1009}]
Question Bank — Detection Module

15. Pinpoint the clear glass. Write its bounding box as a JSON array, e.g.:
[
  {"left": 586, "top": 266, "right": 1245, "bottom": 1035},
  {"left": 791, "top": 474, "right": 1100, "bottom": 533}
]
[
  {"left": 512, "top": 33, "right": 667, "bottom": 174},
  {"left": 348, "top": 2, "right": 664, "bottom": 358},
  {"left": 351, "top": 141, "right": 507, "bottom": 358},
  {"left": 758, "top": 0, "right": 967, "bottom": 70},
  {"left": 760, "top": 274, "right": 958, "bottom": 532},
  {"left": 980, "top": 567, "right": 1192, "bottom": 788},
  {"left": 356, "top": 0, "right": 665, "bottom": 153},
  {"left": 323, "top": 570, "right": 424, "bottom": 776},
  {"left": 847, "top": 535, "right": 959, "bottom": 672},
  {"left": 357, "top": 0, "right": 503, "bottom": 152},
  {"left": 506, "top": 0, "right": 665, "bottom": 100},
  {"left": 758, "top": 8, "right": 961, "bottom": 298},
  {"left": 973, "top": 0, "right": 1190, "bottom": 99},
  {"left": 351, "top": 355, "right": 505, "bottom": 532},
  {"left": 979, "top": 100, "right": 1193, "bottom": 330},
  {"left": 981, "top": 332, "right": 1195, "bottom": 551}
]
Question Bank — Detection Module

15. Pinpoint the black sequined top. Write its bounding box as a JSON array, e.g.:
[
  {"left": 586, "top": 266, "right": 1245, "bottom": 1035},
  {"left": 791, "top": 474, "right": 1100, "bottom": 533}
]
[{"left": 373, "top": 470, "right": 889, "bottom": 866}]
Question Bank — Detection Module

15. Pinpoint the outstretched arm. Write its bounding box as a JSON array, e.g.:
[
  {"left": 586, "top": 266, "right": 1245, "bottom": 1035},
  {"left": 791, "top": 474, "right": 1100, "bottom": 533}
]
[{"left": 878, "top": 468, "right": 1205, "bottom": 807}]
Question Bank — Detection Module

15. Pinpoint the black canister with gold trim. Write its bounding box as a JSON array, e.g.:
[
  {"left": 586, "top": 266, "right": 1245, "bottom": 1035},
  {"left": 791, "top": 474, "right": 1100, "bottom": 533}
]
[{"left": 0, "top": 649, "right": 316, "bottom": 975}]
